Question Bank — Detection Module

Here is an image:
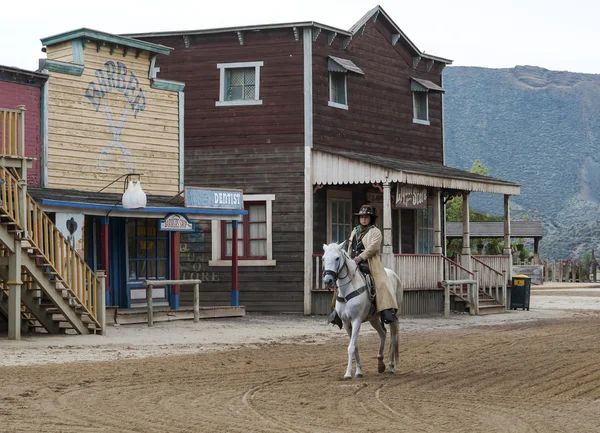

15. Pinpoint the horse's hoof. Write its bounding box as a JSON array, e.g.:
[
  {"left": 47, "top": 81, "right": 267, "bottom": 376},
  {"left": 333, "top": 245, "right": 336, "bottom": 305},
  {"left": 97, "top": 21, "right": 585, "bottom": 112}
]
[
  {"left": 388, "top": 371, "right": 395, "bottom": 376},
  {"left": 344, "top": 374, "right": 352, "bottom": 380},
  {"left": 378, "top": 363, "right": 386, "bottom": 374},
  {"left": 355, "top": 373, "right": 363, "bottom": 378}
]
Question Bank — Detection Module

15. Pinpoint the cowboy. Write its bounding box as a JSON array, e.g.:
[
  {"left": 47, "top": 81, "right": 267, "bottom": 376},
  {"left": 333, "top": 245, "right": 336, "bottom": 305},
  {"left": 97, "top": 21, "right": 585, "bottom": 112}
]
[{"left": 329, "top": 205, "right": 399, "bottom": 328}]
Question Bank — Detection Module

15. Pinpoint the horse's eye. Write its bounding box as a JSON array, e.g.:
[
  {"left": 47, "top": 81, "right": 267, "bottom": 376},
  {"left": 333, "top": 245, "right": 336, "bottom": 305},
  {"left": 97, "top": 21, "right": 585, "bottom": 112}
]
[{"left": 335, "top": 257, "right": 339, "bottom": 262}]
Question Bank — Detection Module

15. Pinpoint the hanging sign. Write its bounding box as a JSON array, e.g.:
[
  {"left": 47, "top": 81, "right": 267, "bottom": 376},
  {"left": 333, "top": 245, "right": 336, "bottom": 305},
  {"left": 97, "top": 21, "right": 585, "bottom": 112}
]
[
  {"left": 184, "top": 187, "right": 243, "bottom": 210},
  {"left": 395, "top": 185, "right": 428, "bottom": 209},
  {"left": 159, "top": 214, "right": 196, "bottom": 232}
]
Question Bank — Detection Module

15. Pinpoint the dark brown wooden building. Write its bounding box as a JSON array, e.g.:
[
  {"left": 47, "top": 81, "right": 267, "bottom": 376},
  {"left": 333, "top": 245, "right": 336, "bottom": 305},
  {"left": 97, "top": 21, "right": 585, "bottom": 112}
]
[{"left": 128, "top": 6, "right": 520, "bottom": 315}]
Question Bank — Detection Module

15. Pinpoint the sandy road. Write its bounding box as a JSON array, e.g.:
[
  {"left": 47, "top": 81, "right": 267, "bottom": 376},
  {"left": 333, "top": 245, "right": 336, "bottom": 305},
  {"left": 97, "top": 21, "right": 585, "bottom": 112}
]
[{"left": 1, "top": 291, "right": 600, "bottom": 432}]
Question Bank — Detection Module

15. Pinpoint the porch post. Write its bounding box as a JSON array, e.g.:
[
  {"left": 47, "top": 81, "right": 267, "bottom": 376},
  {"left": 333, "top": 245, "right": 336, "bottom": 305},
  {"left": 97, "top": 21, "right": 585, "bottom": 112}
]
[
  {"left": 382, "top": 180, "right": 393, "bottom": 269},
  {"left": 231, "top": 220, "right": 239, "bottom": 306},
  {"left": 101, "top": 217, "right": 110, "bottom": 306},
  {"left": 461, "top": 192, "right": 472, "bottom": 272},
  {"left": 433, "top": 189, "right": 443, "bottom": 285},
  {"left": 433, "top": 189, "right": 442, "bottom": 255},
  {"left": 503, "top": 195, "right": 513, "bottom": 281}
]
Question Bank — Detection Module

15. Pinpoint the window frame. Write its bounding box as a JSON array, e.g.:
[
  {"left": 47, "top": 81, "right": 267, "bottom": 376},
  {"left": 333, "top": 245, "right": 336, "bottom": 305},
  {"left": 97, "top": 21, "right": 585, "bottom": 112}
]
[
  {"left": 210, "top": 194, "right": 276, "bottom": 266},
  {"left": 216, "top": 61, "right": 264, "bottom": 107},
  {"left": 126, "top": 218, "right": 169, "bottom": 281},
  {"left": 328, "top": 71, "right": 348, "bottom": 110},
  {"left": 327, "top": 189, "right": 352, "bottom": 244},
  {"left": 412, "top": 91, "right": 430, "bottom": 125}
]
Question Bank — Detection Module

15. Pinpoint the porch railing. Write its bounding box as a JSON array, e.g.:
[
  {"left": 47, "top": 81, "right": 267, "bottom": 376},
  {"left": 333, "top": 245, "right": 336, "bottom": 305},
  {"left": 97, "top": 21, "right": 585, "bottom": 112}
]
[
  {"left": 473, "top": 255, "right": 510, "bottom": 284},
  {"left": 0, "top": 166, "right": 101, "bottom": 328},
  {"left": 393, "top": 254, "right": 441, "bottom": 289},
  {"left": 441, "top": 255, "right": 474, "bottom": 301},
  {"left": 472, "top": 256, "right": 507, "bottom": 307},
  {"left": 0, "top": 108, "right": 22, "bottom": 157}
]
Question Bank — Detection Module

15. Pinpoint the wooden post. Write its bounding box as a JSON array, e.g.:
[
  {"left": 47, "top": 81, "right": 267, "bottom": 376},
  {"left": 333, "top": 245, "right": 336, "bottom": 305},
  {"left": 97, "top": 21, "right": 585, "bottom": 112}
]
[
  {"left": 147, "top": 283, "right": 153, "bottom": 327},
  {"left": 96, "top": 271, "right": 106, "bottom": 335},
  {"left": 502, "top": 270, "right": 507, "bottom": 309},
  {"left": 231, "top": 220, "right": 239, "bottom": 307},
  {"left": 472, "top": 270, "right": 479, "bottom": 315},
  {"left": 382, "top": 180, "right": 393, "bottom": 269},
  {"left": 8, "top": 239, "right": 23, "bottom": 340},
  {"left": 443, "top": 282, "right": 450, "bottom": 318},
  {"left": 194, "top": 283, "right": 200, "bottom": 323},
  {"left": 503, "top": 195, "right": 513, "bottom": 281},
  {"left": 461, "top": 192, "right": 472, "bottom": 272}
]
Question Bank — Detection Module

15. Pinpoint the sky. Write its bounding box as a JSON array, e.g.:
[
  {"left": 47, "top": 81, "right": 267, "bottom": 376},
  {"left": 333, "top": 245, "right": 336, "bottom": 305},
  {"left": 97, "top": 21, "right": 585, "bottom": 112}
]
[{"left": 1, "top": 0, "right": 599, "bottom": 74}]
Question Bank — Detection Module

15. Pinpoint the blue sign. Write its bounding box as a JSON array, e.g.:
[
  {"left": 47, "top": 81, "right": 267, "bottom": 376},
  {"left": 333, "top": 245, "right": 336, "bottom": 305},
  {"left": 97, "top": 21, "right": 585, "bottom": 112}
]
[{"left": 184, "top": 187, "right": 244, "bottom": 210}]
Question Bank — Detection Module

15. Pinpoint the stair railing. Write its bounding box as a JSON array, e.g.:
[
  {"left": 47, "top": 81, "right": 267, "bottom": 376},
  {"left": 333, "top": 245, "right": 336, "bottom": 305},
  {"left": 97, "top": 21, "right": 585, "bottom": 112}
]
[
  {"left": 0, "top": 166, "right": 100, "bottom": 328},
  {"left": 471, "top": 256, "right": 507, "bottom": 308},
  {"left": 0, "top": 108, "right": 21, "bottom": 157}
]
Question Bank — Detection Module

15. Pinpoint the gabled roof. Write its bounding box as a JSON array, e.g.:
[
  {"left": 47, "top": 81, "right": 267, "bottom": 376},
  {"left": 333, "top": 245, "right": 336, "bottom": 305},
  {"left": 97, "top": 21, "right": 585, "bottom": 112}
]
[
  {"left": 349, "top": 5, "right": 452, "bottom": 65},
  {"left": 41, "top": 28, "right": 173, "bottom": 56},
  {"left": 123, "top": 6, "right": 452, "bottom": 66}
]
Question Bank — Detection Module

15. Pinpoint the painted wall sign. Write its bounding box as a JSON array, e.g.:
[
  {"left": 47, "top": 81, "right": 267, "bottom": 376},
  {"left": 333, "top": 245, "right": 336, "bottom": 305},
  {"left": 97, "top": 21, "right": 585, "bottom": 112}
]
[
  {"left": 84, "top": 60, "right": 146, "bottom": 173},
  {"left": 56, "top": 213, "right": 85, "bottom": 257},
  {"left": 395, "top": 185, "right": 428, "bottom": 209},
  {"left": 184, "top": 187, "right": 244, "bottom": 210},
  {"left": 160, "top": 214, "right": 196, "bottom": 232}
]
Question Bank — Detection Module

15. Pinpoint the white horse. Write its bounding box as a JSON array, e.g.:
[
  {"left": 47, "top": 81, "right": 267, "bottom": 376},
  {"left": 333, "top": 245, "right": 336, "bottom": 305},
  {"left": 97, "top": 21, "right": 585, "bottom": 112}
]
[{"left": 322, "top": 242, "right": 403, "bottom": 379}]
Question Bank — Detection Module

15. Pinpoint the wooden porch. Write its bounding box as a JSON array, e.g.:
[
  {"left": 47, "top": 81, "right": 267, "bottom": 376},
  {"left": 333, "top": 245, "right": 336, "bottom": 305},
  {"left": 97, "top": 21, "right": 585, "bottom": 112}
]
[{"left": 311, "top": 253, "right": 510, "bottom": 316}]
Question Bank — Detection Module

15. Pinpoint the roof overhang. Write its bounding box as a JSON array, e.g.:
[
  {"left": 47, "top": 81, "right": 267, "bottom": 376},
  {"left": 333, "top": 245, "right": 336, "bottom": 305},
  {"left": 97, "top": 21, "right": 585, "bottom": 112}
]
[
  {"left": 446, "top": 222, "right": 544, "bottom": 238},
  {"left": 328, "top": 56, "right": 364, "bottom": 75},
  {"left": 312, "top": 150, "right": 520, "bottom": 195},
  {"left": 41, "top": 28, "right": 173, "bottom": 56},
  {"left": 411, "top": 77, "right": 444, "bottom": 93}
]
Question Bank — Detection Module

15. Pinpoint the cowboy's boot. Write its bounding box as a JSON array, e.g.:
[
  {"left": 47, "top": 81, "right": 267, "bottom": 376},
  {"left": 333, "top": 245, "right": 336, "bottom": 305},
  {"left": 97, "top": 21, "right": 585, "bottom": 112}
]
[
  {"left": 380, "top": 309, "right": 398, "bottom": 324},
  {"left": 328, "top": 311, "right": 342, "bottom": 329}
]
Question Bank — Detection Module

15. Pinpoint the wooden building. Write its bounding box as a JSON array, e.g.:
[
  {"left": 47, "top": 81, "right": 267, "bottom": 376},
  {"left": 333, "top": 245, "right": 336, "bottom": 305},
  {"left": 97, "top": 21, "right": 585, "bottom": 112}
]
[
  {"left": 127, "top": 5, "right": 520, "bottom": 315},
  {"left": 0, "top": 29, "right": 246, "bottom": 339}
]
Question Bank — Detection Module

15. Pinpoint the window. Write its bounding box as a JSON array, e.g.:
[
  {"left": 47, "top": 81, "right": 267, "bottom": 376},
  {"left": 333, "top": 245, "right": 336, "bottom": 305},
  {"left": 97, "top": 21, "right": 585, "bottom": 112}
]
[
  {"left": 210, "top": 194, "right": 276, "bottom": 266},
  {"left": 216, "top": 61, "right": 263, "bottom": 106},
  {"left": 327, "top": 190, "right": 352, "bottom": 243},
  {"left": 413, "top": 91, "right": 429, "bottom": 125},
  {"left": 127, "top": 219, "right": 169, "bottom": 280},
  {"left": 416, "top": 207, "right": 434, "bottom": 254},
  {"left": 328, "top": 72, "right": 348, "bottom": 110}
]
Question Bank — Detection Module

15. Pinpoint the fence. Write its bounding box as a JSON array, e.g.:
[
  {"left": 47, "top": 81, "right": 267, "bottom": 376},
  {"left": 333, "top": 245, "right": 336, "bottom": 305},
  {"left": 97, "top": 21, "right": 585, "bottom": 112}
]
[{"left": 542, "top": 260, "right": 598, "bottom": 283}]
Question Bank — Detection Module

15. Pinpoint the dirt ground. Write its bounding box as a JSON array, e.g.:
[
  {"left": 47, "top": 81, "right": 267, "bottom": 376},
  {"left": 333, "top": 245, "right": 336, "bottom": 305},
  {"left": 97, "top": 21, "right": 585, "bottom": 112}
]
[{"left": 1, "top": 290, "right": 600, "bottom": 432}]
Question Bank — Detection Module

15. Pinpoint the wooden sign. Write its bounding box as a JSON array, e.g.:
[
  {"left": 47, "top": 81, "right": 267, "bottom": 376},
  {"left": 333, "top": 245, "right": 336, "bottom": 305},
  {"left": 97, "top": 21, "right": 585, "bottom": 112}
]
[
  {"left": 395, "top": 185, "right": 428, "bottom": 209},
  {"left": 159, "top": 214, "right": 196, "bottom": 232},
  {"left": 184, "top": 187, "right": 243, "bottom": 210}
]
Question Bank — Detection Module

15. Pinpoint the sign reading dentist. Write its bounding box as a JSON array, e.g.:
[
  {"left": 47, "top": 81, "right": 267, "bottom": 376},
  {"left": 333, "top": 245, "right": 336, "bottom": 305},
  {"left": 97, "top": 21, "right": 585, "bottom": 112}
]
[{"left": 185, "top": 187, "right": 244, "bottom": 210}]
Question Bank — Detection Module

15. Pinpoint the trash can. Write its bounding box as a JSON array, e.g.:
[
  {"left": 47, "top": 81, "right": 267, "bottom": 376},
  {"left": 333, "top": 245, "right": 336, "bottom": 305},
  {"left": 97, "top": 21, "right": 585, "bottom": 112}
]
[{"left": 511, "top": 274, "right": 531, "bottom": 310}]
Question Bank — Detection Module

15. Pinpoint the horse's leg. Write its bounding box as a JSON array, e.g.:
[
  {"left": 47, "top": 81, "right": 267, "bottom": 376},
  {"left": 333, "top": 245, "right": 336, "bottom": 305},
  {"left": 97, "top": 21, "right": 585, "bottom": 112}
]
[
  {"left": 388, "top": 322, "right": 400, "bottom": 375},
  {"left": 369, "top": 318, "right": 387, "bottom": 373},
  {"left": 343, "top": 321, "right": 354, "bottom": 379},
  {"left": 351, "top": 318, "right": 364, "bottom": 378}
]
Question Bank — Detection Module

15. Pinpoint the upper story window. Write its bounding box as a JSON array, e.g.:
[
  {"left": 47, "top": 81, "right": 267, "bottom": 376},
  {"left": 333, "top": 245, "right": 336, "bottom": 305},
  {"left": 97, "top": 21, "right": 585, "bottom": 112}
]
[
  {"left": 329, "top": 72, "right": 347, "bottom": 109},
  {"left": 327, "top": 56, "right": 364, "bottom": 110},
  {"left": 216, "top": 61, "right": 263, "bottom": 106},
  {"left": 410, "top": 77, "right": 445, "bottom": 126}
]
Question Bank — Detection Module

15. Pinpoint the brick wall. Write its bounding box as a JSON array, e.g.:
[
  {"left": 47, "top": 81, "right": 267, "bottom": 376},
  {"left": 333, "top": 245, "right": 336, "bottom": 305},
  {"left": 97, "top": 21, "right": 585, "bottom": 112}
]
[{"left": 0, "top": 80, "right": 42, "bottom": 186}]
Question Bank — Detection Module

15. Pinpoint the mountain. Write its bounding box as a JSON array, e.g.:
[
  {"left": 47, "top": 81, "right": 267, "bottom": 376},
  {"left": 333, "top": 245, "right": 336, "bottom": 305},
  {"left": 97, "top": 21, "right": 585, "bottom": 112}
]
[{"left": 443, "top": 65, "right": 600, "bottom": 259}]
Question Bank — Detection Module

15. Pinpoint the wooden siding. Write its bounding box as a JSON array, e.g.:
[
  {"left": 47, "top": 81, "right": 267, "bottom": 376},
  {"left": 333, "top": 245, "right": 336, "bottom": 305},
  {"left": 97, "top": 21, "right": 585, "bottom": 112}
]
[
  {"left": 312, "top": 20, "right": 444, "bottom": 164},
  {"left": 45, "top": 42, "right": 180, "bottom": 195},
  {"left": 144, "top": 30, "right": 307, "bottom": 313},
  {"left": 46, "top": 41, "right": 74, "bottom": 63}
]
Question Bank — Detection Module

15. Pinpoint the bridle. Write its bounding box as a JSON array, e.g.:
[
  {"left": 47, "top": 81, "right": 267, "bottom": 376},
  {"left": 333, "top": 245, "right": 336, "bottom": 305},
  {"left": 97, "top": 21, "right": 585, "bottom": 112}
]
[{"left": 323, "top": 249, "right": 356, "bottom": 287}]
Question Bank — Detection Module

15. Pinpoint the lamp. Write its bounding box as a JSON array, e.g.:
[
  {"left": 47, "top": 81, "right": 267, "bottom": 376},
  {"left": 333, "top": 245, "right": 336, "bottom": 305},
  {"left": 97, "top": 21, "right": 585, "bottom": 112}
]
[{"left": 122, "top": 179, "right": 147, "bottom": 209}]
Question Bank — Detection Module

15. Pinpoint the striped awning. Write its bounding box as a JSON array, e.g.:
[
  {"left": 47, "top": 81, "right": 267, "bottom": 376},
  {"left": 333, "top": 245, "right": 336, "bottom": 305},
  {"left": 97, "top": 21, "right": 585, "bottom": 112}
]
[
  {"left": 328, "top": 56, "right": 364, "bottom": 75},
  {"left": 411, "top": 77, "right": 445, "bottom": 93}
]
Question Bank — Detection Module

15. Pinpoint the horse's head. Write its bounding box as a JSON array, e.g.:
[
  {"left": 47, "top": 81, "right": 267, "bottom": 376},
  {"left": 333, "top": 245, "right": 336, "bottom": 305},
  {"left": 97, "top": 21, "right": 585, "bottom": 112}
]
[{"left": 322, "top": 242, "right": 348, "bottom": 288}]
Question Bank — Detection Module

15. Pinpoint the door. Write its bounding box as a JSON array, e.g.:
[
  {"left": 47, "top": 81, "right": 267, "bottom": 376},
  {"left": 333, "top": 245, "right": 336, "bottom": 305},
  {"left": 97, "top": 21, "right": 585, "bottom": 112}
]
[{"left": 109, "top": 218, "right": 128, "bottom": 308}]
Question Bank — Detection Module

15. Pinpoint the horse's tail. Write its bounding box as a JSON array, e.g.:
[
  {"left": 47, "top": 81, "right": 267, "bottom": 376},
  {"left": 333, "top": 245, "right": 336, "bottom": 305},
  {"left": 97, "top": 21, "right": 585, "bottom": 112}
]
[{"left": 389, "top": 323, "right": 399, "bottom": 361}]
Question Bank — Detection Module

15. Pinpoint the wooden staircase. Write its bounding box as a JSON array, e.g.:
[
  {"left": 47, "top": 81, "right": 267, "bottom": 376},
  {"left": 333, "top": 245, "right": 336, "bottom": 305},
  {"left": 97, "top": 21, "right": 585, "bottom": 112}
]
[
  {"left": 0, "top": 166, "right": 103, "bottom": 335},
  {"left": 442, "top": 256, "right": 507, "bottom": 316}
]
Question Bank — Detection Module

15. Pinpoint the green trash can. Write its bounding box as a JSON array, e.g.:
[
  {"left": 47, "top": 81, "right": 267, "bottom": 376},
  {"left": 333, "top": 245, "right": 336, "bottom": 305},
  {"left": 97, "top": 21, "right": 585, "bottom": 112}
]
[{"left": 511, "top": 274, "right": 531, "bottom": 310}]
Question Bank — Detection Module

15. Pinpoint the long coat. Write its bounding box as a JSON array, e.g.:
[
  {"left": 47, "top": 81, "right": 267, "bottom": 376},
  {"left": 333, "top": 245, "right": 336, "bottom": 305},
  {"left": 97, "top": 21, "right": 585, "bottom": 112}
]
[{"left": 347, "top": 226, "right": 398, "bottom": 312}]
